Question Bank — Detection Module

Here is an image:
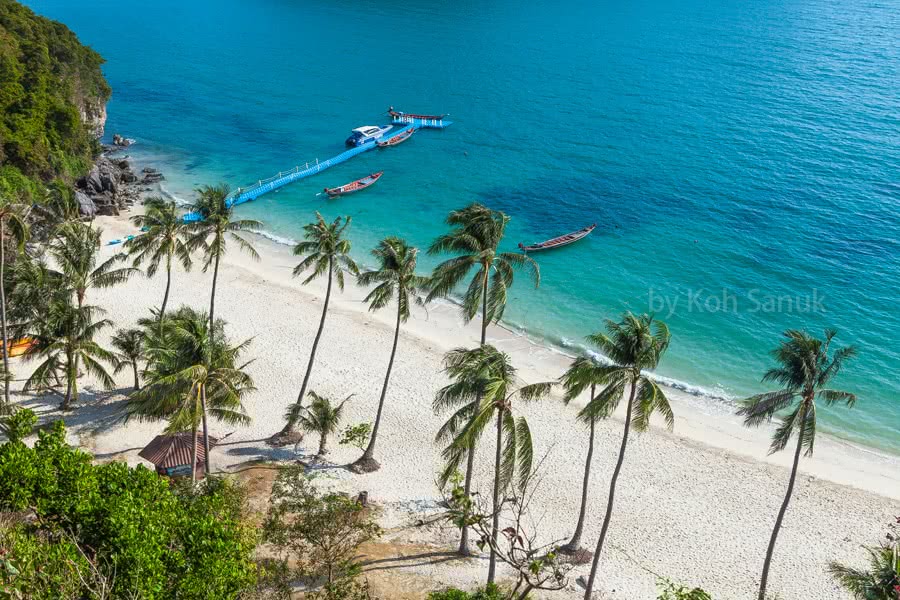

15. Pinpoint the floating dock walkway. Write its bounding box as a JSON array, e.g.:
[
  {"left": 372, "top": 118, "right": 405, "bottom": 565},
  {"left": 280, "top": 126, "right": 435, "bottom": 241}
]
[{"left": 184, "top": 113, "right": 451, "bottom": 222}]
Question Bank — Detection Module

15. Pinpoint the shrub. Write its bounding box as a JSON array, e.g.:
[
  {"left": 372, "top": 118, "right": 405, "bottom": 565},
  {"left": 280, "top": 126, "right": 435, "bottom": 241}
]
[
  {"left": 657, "top": 579, "right": 713, "bottom": 600},
  {"left": 428, "top": 584, "right": 509, "bottom": 600}
]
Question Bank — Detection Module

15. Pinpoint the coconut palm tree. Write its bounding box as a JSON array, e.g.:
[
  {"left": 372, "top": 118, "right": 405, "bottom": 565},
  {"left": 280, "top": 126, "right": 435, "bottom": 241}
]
[
  {"left": 111, "top": 328, "right": 145, "bottom": 390},
  {"left": 289, "top": 390, "right": 351, "bottom": 457},
  {"left": 829, "top": 541, "right": 899, "bottom": 599},
  {"left": 427, "top": 203, "right": 539, "bottom": 556},
  {"left": 22, "top": 300, "right": 116, "bottom": 410},
  {"left": 128, "top": 307, "right": 254, "bottom": 483},
  {"left": 580, "top": 313, "right": 673, "bottom": 600},
  {"left": 186, "top": 184, "right": 261, "bottom": 335},
  {"left": 274, "top": 213, "right": 359, "bottom": 445},
  {"left": 350, "top": 237, "right": 428, "bottom": 473},
  {"left": 557, "top": 355, "right": 608, "bottom": 558},
  {"left": 738, "top": 329, "right": 857, "bottom": 600},
  {"left": 0, "top": 196, "right": 29, "bottom": 408},
  {"left": 49, "top": 221, "right": 138, "bottom": 308},
  {"left": 124, "top": 198, "right": 193, "bottom": 322},
  {"left": 436, "top": 345, "right": 553, "bottom": 584}
]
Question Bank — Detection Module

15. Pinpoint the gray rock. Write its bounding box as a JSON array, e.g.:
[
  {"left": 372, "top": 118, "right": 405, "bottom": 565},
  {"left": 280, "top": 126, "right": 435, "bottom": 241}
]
[{"left": 76, "top": 191, "right": 96, "bottom": 217}]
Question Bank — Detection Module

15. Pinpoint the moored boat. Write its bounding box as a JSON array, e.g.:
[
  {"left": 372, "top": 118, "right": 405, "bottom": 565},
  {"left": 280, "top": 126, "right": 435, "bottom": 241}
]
[
  {"left": 518, "top": 224, "right": 596, "bottom": 252},
  {"left": 345, "top": 125, "right": 393, "bottom": 147},
  {"left": 324, "top": 171, "right": 384, "bottom": 197},
  {"left": 376, "top": 128, "right": 415, "bottom": 147},
  {"left": 5, "top": 337, "right": 36, "bottom": 358},
  {"left": 387, "top": 106, "right": 453, "bottom": 128}
]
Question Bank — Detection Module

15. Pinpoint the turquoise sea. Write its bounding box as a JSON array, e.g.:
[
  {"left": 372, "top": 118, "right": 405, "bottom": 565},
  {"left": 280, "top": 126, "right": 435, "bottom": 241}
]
[{"left": 24, "top": 0, "right": 900, "bottom": 453}]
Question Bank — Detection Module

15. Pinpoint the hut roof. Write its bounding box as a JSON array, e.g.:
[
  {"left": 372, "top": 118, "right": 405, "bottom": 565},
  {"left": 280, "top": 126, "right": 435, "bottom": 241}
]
[{"left": 138, "top": 432, "right": 218, "bottom": 468}]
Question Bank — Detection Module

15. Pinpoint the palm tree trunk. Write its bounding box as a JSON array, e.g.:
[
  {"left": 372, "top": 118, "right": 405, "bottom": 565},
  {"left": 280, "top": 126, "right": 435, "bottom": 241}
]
[
  {"left": 354, "top": 301, "right": 402, "bottom": 471},
  {"left": 200, "top": 385, "right": 211, "bottom": 476},
  {"left": 563, "top": 384, "right": 597, "bottom": 554},
  {"left": 209, "top": 249, "right": 221, "bottom": 338},
  {"left": 0, "top": 221, "right": 10, "bottom": 408},
  {"left": 62, "top": 349, "right": 74, "bottom": 410},
  {"left": 487, "top": 407, "right": 505, "bottom": 584},
  {"left": 191, "top": 426, "right": 199, "bottom": 485},
  {"left": 160, "top": 256, "right": 172, "bottom": 323},
  {"left": 583, "top": 381, "right": 637, "bottom": 600},
  {"left": 279, "top": 258, "right": 333, "bottom": 438},
  {"left": 318, "top": 433, "right": 327, "bottom": 456},
  {"left": 132, "top": 362, "right": 140, "bottom": 391},
  {"left": 757, "top": 402, "right": 808, "bottom": 600}
]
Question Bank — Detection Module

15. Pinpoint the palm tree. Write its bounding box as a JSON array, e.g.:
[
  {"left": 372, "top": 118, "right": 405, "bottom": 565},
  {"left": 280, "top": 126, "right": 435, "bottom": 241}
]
[
  {"left": 186, "top": 184, "right": 261, "bottom": 336},
  {"left": 289, "top": 390, "right": 351, "bottom": 457},
  {"left": 49, "top": 221, "right": 138, "bottom": 308},
  {"left": 435, "top": 345, "right": 552, "bottom": 584},
  {"left": 111, "top": 328, "right": 145, "bottom": 390},
  {"left": 0, "top": 195, "right": 29, "bottom": 408},
  {"left": 22, "top": 301, "right": 116, "bottom": 410},
  {"left": 829, "top": 542, "right": 899, "bottom": 599},
  {"left": 427, "top": 203, "right": 539, "bottom": 556},
  {"left": 128, "top": 307, "right": 254, "bottom": 483},
  {"left": 350, "top": 237, "right": 428, "bottom": 473},
  {"left": 557, "top": 355, "right": 607, "bottom": 558},
  {"left": 274, "top": 213, "right": 359, "bottom": 445},
  {"left": 124, "top": 198, "right": 193, "bottom": 322},
  {"left": 580, "top": 313, "right": 673, "bottom": 600},
  {"left": 738, "top": 329, "right": 856, "bottom": 600}
]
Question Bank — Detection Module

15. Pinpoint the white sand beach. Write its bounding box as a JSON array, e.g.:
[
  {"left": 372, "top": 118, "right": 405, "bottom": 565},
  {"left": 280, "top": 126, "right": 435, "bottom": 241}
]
[{"left": 10, "top": 209, "right": 900, "bottom": 599}]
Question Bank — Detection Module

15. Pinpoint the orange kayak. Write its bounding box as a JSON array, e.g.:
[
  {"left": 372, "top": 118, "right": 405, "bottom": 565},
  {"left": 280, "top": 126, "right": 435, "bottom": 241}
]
[{"left": 6, "top": 338, "right": 35, "bottom": 357}]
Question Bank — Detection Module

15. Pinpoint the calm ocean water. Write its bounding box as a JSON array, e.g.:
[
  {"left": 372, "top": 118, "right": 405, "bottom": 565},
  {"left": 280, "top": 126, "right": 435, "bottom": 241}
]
[{"left": 25, "top": 0, "right": 900, "bottom": 452}]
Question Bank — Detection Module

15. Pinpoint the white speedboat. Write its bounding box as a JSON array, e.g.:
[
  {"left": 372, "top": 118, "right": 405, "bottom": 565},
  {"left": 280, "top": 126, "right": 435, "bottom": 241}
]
[{"left": 345, "top": 125, "right": 393, "bottom": 147}]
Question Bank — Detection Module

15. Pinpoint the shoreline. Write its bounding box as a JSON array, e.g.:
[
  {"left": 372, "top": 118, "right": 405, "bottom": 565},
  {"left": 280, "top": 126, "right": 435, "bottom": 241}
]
[{"left": 98, "top": 201, "right": 900, "bottom": 500}]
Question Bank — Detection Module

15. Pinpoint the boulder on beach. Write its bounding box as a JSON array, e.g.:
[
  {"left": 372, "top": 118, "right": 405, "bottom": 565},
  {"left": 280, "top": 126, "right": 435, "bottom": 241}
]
[{"left": 76, "top": 191, "right": 96, "bottom": 217}]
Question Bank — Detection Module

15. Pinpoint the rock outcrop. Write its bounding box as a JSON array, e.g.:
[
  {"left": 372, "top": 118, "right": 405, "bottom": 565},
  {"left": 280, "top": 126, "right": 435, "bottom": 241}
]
[{"left": 76, "top": 151, "right": 152, "bottom": 217}]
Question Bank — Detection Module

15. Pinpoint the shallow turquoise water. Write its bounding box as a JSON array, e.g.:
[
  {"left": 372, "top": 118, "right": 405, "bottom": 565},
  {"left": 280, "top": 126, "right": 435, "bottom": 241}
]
[{"left": 24, "top": 0, "right": 900, "bottom": 452}]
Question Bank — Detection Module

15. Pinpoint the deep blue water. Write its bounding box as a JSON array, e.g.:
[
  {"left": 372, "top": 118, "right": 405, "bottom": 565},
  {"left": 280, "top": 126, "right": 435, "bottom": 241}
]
[{"left": 24, "top": 0, "right": 900, "bottom": 452}]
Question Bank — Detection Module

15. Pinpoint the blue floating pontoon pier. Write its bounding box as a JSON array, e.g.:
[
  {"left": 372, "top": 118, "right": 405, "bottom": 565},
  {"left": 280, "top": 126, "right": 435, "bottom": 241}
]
[{"left": 183, "top": 112, "right": 450, "bottom": 222}]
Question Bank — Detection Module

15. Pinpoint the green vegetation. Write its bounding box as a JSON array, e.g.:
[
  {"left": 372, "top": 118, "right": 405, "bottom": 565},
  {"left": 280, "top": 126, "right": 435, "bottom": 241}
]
[
  {"left": 828, "top": 518, "right": 900, "bottom": 599},
  {"left": 657, "top": 580, "right": 714, "bottom": 600},
  {"left": 0, "top": 0, "right": 110, "bottom": 199},
  {"left": 428, "top": 584, "right": 509, "bottom": 600},
  {"left": 0, "top": 193, "right": 29, "bottom": 409},
  {"left": 290, "top": 390, "right": 351, "bottom": 457},
  {"left": 738, "top": 329, "right": 857, "bottom": 600},
  {"left": 0, "top": 411, "right": 257, "bottom": 599}
]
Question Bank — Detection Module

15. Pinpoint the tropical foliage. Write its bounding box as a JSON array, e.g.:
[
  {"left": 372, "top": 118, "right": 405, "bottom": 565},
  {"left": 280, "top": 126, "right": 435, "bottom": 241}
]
[
  {"left": 0, "top": 194, "right": 29, "bottom": 408},
  {"left": 110, "top": 327, "right": 145, "bottom": 390},
  {"left": 828, "top": 517, "right": 900, "bottom": 600},
  {"left": 289, "top": 390, "right": 351, "bottom": 457},
  {"left": 0, "top": 413, "right": 257, "bottom": 599}
]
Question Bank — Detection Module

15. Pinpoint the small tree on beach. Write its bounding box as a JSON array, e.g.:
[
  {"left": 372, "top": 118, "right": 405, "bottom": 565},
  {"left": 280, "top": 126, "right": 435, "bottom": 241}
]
[
  {"left": 738, "top": 329, "right": 857, "bottom": 600},
  {"left": 427, "top": 203, "right": 539, "bottom": 556},
  {"left": 22, "top": 301, "right": 116, "bottom": 410},
  {"left": 0, "top": 195, "right": 29, "bottom": 409},
  {"left": 111, "top": 327, "right": 145, "bottom": 390},
  {"left": 128, "top": 307, "right": 254, "bottom": 483},
  {"left": 186, "top": 184, "right": 261, "bottom": 339},
  {"left": 350, "top": 236, "right": 428, "bottom": 473},
  {"left": 580, "top": 313, "right": 674, "bottom": 600},
  {"left": 436, "top": 345, "right": 553, "bottom": 585},
  {"left": 288, "top": 391, "right": 352, "bottom": 457},
  {"left": 125, "top": 197, "right": 193, "bottom": 323},
  {"left": 557, "top": 355, "right": 607, "bottom": 559},
  {"left": 273, "top": 213, "right": 358, "bottom": 445},
  {"left": 828, "top": 517, "right": 900, "bottom": 600}
]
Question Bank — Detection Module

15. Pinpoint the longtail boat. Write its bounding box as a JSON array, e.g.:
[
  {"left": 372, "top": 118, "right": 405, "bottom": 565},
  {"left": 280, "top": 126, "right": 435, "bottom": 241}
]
[
  {"left": 377, "top": 129, "right": 415, "bottom": 147},
  {"left": 388, "top": 108, "right": 446, "bottom": 120},
  {"left": 387, "top": 106, "right": 453, "bottom": 128},
  {"left": 324, "top": 171, "right": 383, "bottom": 197},
  {"left": 5, "top": 337, "right": 35, "bottom": 358},
  {"left": 518, "top": 224, "right": 596, "bottom": 252}
]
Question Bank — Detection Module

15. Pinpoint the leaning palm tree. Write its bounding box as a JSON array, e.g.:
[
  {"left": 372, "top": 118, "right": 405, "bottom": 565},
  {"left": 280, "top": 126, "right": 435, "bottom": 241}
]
[
  {"left": 436, "top": 345, "right": 553, "bottom": 584},
  {"left": 580, "top": 313, "right": 673, "bottom": 600},
  {"left": 0, "top": 195, "right": 30, "bottom": 408},
  {"left": 290, "top": 390, "right": 351, "bottom": 457},
  {"left": 274, "top": 213, "right": 359, "bottom": 445},
  {"left": 350, "top": 237, "right": 429, "bottom": 472},
  {"left": 738, "top": 329, "right": 857, "bottom": 600},
  {"left": 22, "top": 300, "right": 116, "bottom": 410},
  {"left": 557, "top": 355, "right": 607, "bottom": 558},
  {"left": 186, "top": 184, "right": 261, "bottom": 335},
  {"left": 49, "top": 221, "right": 138, "bottom": 308},
  {"left": 128, "top": 307, "right": 254, "bottom": 483},
  {"left": 125, "top": 198, "right": 193, "bottom": 322},
  {"left": 427, "top": 203, "right": 539, "bottom": 556},
  {"left": 111, "top": 328, "right": 145, "bottom": 390}
]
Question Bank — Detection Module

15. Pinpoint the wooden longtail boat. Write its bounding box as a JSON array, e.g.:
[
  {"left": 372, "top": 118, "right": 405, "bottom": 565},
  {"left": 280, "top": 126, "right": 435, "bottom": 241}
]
[
  {"left": 324, "top": 171, "right": 383, "bottom": 197},
  {"left": 518, "top": 224, "right": 597, "bottom": 252},
  {"left": 377, "top": 129, "right": 415, "bottom": 147},
  {"left": 388, "top": 108, "right": 446, "bottom": 120},
  {"left": 5, "top": 338, "right": 35, "bottom": 358}
]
